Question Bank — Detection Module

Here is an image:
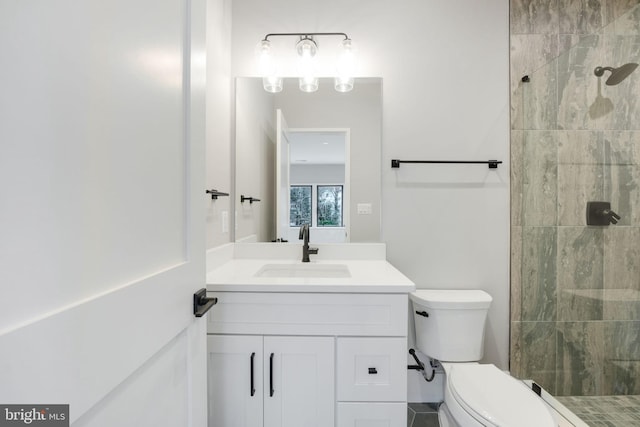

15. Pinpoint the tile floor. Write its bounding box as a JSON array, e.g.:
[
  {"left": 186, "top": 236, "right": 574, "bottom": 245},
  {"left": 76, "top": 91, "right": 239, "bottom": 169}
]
[
  {"left": 407, "top": 394, "right": 634, "bottom": 427},
  {"left": 407, "top": 403, "right": 439, "bottom": 427},
  {"left": 556, "top": 395, "right": 640, "bottom": 427}
]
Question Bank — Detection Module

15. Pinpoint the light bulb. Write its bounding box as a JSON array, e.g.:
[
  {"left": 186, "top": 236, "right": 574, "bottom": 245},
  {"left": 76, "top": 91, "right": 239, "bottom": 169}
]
[
  {"left": 255, "top": 40, "right": 274, "bottom": 75},
  {"left": 295, "top": 36, "right": 318, "bottom": 58},
  {"left": 296, "top": 36, "right": 318, "bottom": 92},
  {"left": 263, "top": 76, "right": 283, "bottom": 93},
  {"left": 256, "top": 39, "right": 282, "bottom": 92},
  {"left": 334, "top": 76, "right": 354, "bottom": 92},
  {"left": 299, "top": 75, "right": 318, "bottom": 92},
  {"left": 335, "top": 38, "right": 355, "bottom": 92}
]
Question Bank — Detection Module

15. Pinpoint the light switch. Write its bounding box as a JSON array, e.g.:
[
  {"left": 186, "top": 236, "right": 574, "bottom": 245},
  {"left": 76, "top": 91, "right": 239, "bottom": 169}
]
[{"left": 357, "top": 203, "right": 372, "bottom": 215}]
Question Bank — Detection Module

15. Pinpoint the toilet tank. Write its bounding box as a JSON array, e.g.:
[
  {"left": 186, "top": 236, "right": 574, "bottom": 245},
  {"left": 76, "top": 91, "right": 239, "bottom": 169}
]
[{"left": 410, "top": 290, "right": 492, "bottom": 362}]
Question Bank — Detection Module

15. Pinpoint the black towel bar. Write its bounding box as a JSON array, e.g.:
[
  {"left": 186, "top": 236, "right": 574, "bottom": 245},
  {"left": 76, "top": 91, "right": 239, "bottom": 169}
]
[{"left": 391, "top": 159, "right": 502, "bottom": 169}]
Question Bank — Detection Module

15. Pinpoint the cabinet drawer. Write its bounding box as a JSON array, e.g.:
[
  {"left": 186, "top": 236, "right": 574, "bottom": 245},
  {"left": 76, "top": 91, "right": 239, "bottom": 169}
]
[
  {"left": 207, "top": 292, "right": 407, "bottom": 336},
  {"left": 337, "top": 337, "right": 407, "bottom": 402},
  {"left": 337, "top": 403, "right": 406, "bottom": 427}
]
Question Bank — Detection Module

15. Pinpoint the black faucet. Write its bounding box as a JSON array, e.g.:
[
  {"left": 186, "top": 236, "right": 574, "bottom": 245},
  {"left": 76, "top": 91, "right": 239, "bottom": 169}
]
[{"left": 298, "top": 224, "right": 318, "bottom": 262}]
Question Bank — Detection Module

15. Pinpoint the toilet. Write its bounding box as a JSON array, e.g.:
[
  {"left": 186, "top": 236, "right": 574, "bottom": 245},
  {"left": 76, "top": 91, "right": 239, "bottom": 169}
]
[{"left": 410, "top": 290, "right": 557, "bottom": 427}]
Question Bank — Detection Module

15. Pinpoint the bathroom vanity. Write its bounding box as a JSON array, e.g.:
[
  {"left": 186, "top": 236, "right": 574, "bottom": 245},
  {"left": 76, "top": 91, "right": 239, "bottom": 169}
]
[{"left": 206, "top": 243, "right": 415, "bottom": 427}]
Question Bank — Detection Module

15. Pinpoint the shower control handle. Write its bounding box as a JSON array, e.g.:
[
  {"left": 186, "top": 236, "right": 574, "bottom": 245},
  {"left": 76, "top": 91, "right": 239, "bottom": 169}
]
[
  {"left": 587, "top": 201, "right": 621, "bottom": 226},
  {"left": 606, "top": 209, "right": 621, "bottom": 220}
]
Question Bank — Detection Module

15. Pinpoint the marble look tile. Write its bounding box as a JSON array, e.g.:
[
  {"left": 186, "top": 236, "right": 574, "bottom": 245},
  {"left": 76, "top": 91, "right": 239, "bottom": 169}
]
[
  {"left": 511, "top": 34, "right": 560, "bottom": 94},
  {"left": 511, "top": 35, "right": 560, "bottom": 130},
  {"left": 557, "top": 227, "right": 605, "bottom": 320},
  {"left": 603, "top": 227, "right": 640, "bottom": 320},
  {"left": 509, "top": 75, "right": 527, "bottom": 130},
  {"left": 556, "top": 321, "right": 605, "bottom": 396},
  {"left": 603, "top": 227, "right": 640, "bottom": 288},
  {"left": 511, "top": 131, "right": 524, "bottom": 225},
  {"left": 558, "top": 34, "right": 577, "bottom": 56},
  {"left": 558, "top": 0, "right": 607, "bottom": 35},
  {"left": 556, "top": 227, "right": 604, "bottom": 290},
  {"left": 603, "top": 321, "right": 640, "bottom": 394},
  {"left": 511, "top": 321, "right": 558, "bottom": 394},
  {"left": 511, "top": 0, "right": 560, "bottom": 34},
  {"left": 557, "top": 130, "right": 604, "bottom": 225},
  {"left": 600, "top": 35, "right": 640, "bottom": 130},
  {"left": 604, "top": 131, "right": 640, "bottom": 226},
  {"left": 511, "top": 226, "right": 523, "bottom": 321},
  {"left": 557, "top": 35, "right": 605, "bottom": 130},
  {"left": 610, "top": 2, "right": 640, "bottom": 35},
  {"left": 510, "top": 321, "right": 523, "bottom": 377},
  {"left": 512, "top": 77, "right": 526, "bottom": 130},
  {"left": 522, "top": 60, "right": 559, "bottom": 130},
  {"left": 523, "top": 131, "right": 558, "bottom": 225},
  {"left": 521, "top": 227, "right": 557, "bottom": 321},
  {"left": 557, "top": 289, "right": 604, "bottom": 321}
]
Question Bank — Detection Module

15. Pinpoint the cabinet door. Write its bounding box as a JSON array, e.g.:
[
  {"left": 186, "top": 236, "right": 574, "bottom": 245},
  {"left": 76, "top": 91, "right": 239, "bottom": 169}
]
[
  {"left": 264, "top": 336, "right": 335, "bottom": 427},
  {"left": 208, "top": 335, "right": 263, "bottom": 427}
]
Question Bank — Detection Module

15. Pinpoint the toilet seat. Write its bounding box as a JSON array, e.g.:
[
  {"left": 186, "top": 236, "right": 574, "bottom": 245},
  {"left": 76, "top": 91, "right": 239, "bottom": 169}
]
[{"left": 446, "top": 364, "right": 556, "bottom": 427}]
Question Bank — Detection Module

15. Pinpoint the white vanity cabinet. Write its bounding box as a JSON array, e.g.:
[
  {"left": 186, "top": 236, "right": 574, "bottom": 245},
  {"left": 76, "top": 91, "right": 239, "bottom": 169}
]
[
  {"left": 206, "top": 291, "right": 409, "bottom": 427},
  {"left": 208, "top": 335, "right": 334, "bottom": 427}
]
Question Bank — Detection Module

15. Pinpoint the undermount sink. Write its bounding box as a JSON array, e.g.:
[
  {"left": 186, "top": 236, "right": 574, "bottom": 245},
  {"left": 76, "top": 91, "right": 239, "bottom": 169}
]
[{"left": 255, "top": 263, "right": 351, "bottom": 278}]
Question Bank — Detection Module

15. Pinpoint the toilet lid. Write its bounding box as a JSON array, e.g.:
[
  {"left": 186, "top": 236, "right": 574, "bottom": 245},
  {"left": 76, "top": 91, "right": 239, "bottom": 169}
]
[{"left": 448, "top": 364, "right": 555, "bottom": 427}]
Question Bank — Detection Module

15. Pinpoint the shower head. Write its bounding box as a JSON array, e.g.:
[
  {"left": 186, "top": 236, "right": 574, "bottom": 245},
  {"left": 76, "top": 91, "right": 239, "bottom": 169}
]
[{"left": 594, "top": 63, "right": 639, "bottom": 85}]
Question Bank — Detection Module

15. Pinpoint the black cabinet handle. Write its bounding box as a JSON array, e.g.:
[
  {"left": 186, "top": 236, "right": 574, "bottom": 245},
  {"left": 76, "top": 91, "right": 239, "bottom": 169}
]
[
  {"left": 368, "top": 367, "right": 378, "bottom": 374},
  {"left": 250, "top": 352, "right": 255, "bottom": 397},
  {"left": 415, "top": 310, "right": 429, "bottom": 317},
  {"left": 269, "top": 353, "right": 274, "bottom": 397}
]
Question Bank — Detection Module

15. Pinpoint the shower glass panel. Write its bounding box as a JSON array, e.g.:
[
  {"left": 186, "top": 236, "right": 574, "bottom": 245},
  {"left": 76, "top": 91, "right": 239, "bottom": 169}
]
[{"left": 511, "top": 1, "right": 640, "bottom": 415}]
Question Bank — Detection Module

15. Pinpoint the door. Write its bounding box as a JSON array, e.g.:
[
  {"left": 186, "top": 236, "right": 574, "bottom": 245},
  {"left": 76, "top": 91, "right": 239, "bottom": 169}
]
[
  {"left": 208, "top": 336, "right": 263, "bottom": 427},
  {"left": 0, "top": 0, "right": 207, "bottom": 425},
  {"left": 275, "top": 109, "right": 291, "bottom": 240},
  {"left": 264, "top": 336, "right": 335, "bottom": 427}
]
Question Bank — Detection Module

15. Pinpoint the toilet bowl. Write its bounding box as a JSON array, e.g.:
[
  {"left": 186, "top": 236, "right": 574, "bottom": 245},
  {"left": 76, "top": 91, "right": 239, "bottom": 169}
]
[{"left": 410, "top": 290, "right": 556, "bottom": 427}]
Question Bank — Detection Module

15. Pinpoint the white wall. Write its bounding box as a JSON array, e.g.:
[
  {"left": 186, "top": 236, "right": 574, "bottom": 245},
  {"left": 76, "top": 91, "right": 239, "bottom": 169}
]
[
  {"left": 234, "top": 78, "right": 276, "bottom": 242},
  {"left": 229, "top": 0, "right": 510, "bottom": 401},
  {"left": 206, "top": 0, "right": 233, "bottom": 248},
  {"left": 290, "top": 164, "right": 345, "bottom": 184}
]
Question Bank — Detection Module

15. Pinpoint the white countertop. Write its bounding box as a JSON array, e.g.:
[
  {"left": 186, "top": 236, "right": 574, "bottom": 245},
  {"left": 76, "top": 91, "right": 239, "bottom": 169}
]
[{"left": 206, "top": 243, "right": 415, "bottom": 293}]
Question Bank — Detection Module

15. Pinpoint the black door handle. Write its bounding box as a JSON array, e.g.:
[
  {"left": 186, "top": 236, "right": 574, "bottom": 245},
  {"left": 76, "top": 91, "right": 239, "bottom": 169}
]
[
  {"left": 415, "top": 310, "right": 429, "bottom": 317},
  {"left": 193, "top": 288, "right": 217, "bottom": 317},
  {"left": 269, "top": 353, "right": 274, "bottom": 397},
  {"left": 250, "top": 352, "right": 255, "bottom": 397}
]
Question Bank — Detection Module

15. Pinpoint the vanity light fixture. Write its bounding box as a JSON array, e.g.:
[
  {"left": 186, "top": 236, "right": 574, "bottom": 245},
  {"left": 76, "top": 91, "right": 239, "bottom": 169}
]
[
  {"left": 256, "top": 39, "right": 283, "bottom": 93},
  {"left": 256, "top": 32, "right": 355, "bottom": 93}
]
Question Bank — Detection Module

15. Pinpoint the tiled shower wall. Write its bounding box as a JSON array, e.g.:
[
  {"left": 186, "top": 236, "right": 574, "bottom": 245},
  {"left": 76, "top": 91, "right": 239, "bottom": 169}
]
[{"left": 510, "top": 0, "right": 640, "bottom": 396}]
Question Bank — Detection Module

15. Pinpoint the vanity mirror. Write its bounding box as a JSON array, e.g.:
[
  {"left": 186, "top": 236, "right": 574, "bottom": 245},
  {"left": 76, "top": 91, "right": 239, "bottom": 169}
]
[{"left": 234, "top": 77, "right": 382, "bottom": 243}]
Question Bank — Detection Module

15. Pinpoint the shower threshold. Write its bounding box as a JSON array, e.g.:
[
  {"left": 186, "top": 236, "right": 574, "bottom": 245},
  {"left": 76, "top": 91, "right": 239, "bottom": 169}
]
[{"left": 520, "top": 380, "right": 591, "bottom": 427}]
